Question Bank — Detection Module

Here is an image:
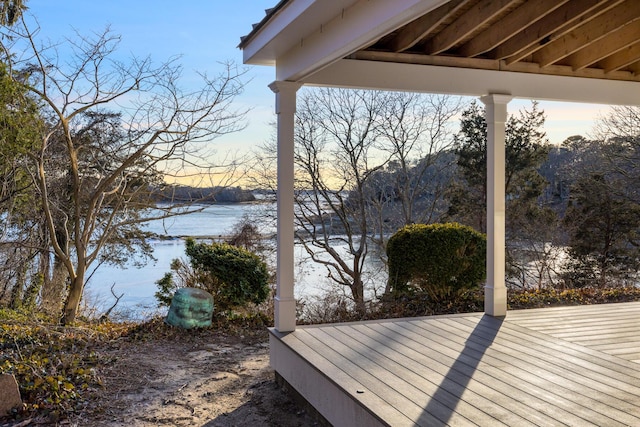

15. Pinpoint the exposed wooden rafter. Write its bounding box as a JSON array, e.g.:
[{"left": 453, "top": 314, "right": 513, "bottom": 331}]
[
  {"left": 457, "top": 0, "right": 568, "bottom": 57},
  {"left": 357, "top": 0, "right": 640, "bottom": 83},
  {"left": 566, "top": 22, "right": 640, "bottom": 71},
  {"left": 601, "top": 43, "right": 640, "bottom": 73},
  {"left": 532, "top": 0, "right": 640, "bottom": 68},
  {"left": 424, "top": 0, "right": 519, "bottom": 55},
  {"left": 388, "top": 0, "right": 467, "bottom": 52},
  {"left": 498, "top": 0, "right": 620, "bottom": 64},
  {"left": 350, "top": 50, "right": 640, "bottom": 82}
]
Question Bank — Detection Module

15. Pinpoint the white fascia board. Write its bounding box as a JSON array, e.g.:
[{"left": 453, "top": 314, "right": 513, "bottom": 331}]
[
  {"left": 275, "top": 0, "right": 450, "bottom": 81},
  {"left": 242, "top": 0, "right": 316, "bottom": 66},
  {"left": 243, "top": 0, "right": 361, "bottom": 66},
  {"left": 303, "top": 59, "right": 640, "bottom": 106}
]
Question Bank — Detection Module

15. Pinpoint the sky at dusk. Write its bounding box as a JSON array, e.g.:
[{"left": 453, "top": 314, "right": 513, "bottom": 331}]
[{"left": 24, "top": 0, "right": 610, "bottom": 154}]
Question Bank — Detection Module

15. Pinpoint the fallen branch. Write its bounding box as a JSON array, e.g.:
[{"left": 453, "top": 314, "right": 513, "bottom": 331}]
[{"left": 99, "top": 283, "right": 125, "bottom": 322}]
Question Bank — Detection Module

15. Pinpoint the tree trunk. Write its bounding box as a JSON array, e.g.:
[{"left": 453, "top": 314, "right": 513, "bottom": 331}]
[
  {"left": 41, "top": 254, "right": 69, "bottom": 315},
  {"left": 351, "top": 270, "right": 365, "bottom": 314},
  {"left": 41, "top": 226, "right": 70, "bottom": 314},
  {"left": 62, "top": 272, "right": 84, "bottom": 325},
  {"left": 9, "top": 258, "right": 28, "bottom": 309},
  {"left": 22, "top": 272, "right": 43, "bottom": 312}
]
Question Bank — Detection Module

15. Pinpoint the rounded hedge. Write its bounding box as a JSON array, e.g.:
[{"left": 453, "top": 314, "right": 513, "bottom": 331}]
[
  {"left": 386, "top": 222, "right": 486, "bottom": 299},
  {"left": 177, "top": 238, "right": 270, "bottom": 311}
]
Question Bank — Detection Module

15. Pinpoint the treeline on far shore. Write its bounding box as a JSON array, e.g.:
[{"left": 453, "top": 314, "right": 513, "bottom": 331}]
[{"left": 154, "top": 185, "right": 256, "bottom": 203}]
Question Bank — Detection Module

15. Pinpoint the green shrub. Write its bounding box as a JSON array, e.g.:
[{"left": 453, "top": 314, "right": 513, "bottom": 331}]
[
  {"left": 156, "top": 238, "right": 270, "bottom": 312},
  {"left": 386, "top": 222, "right": 486, "bottom": 300},
  {"left": 154, "top": 272, "right": 176, "bottom": 307}
]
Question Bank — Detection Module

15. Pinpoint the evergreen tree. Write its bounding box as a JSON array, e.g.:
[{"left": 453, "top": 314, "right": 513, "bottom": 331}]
[
  {"left": 447, "top": 101, "right": 487, "bottom": 231},
  {"left": 563, "top": 172, "right": 640, "bottom": 287},
  {"left": 0, "top": 0, "right": 26, "bottom": 26},
  {"left": 560, "top": 108, "right": 640, "bottom": 287},
  {"left": 448, "top": 100, "right": 550, "bottom": 233},
  {"left": 447, "top": 101, "right": 555, "bottom": 287}
]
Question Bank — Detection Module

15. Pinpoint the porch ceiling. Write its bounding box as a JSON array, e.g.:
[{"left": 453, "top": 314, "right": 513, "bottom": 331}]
[
  {"left": 240, "top": 0, "right": 640, "bottom": 104},
  {"left": 358, "top": 0, "right": 640, "bottom": 83}
]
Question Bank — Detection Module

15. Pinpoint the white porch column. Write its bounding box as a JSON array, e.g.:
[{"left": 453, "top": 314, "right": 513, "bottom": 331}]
[
  {"left": 269, "top": 81, "right": 302, "bottom": 332},
  {"left": 481, "top": 94, "right": 512, "bottom": 317}
]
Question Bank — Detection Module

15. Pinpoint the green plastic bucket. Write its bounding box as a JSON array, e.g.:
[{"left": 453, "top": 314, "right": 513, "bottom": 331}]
[{"left": 165, "top": 287, "right": 214, "bottom": 329}]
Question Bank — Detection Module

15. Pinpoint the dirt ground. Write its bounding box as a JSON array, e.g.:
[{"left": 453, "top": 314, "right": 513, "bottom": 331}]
[{"left": 69, "top": 329, "right": 320, "bottom": 427}]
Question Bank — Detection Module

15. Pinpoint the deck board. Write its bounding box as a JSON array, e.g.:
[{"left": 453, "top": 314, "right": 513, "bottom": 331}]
[
  {"left": 365, "top": 321, "right": 575, "bottom": 426},
  {"left": 437, "top": 321, "right": 640, "bottom": 399},
  {"left": 418, "top": 318, "right": 638, "bottom": 426},
  {"left": 333, "top": 324, "right": 522, "bottom": 426},
  {"left": 300, "top": 327, "right": 454, "bottom": 426},
  {"left": 270, "top": 302, "right": 640, "bottom": 426},
  {"left": 508, "top": 302, "right": 640, "bottom": 363},
  {"left": 376, "top": 322, "right": 583, "bottom": 426}
]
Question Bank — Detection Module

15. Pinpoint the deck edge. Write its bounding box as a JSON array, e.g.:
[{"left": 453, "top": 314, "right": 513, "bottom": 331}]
[{"left": 269, "top": 328, "right": 389, "bottom": 427}]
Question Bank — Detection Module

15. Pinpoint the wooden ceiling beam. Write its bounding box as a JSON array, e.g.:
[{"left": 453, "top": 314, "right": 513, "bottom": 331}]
[
  {"left": 388, "top": 0, "right": 468, "bottom": 52},
  {"left": 424, "top": 0, "right": 519, "bottom": 55},
  {"left": 348, "top": 50, "right": 640, "bottom": 82},
  {"left": 458, "top": 0, "right": 569, "bottom": 58},
  {"left": 601, "top": 42, "right": 640, "bottom": 73},
  {"left": 533, "top": 1, "right": 640, "bottom": 68},
  {"left": 567, "top": 23, "right": 640, "bottom": 71},
  {"left": 493, "top": 0, "right": 618, "bottom": 63}
]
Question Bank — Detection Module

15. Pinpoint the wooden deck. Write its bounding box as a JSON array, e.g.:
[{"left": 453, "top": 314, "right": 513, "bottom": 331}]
[{"left": 269, "top": 301, "right": 640, "bottom": 426}]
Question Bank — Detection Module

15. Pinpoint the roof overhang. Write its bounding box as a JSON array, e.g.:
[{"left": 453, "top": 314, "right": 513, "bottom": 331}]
[
  {"left": 241, "top": 0, "right": 451, "bottom": 80},
  {"left": 304, "top": 59, "right": 640, "bottom": 105},
  {"left": 240, "top": 0, "right": 640, "bottom": 106}
]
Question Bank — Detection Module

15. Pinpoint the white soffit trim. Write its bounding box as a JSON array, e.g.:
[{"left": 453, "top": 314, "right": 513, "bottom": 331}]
[
  {"left": 303, "top": 59, "right": 640, "bottom": 106},
  {"left": 243, "top": 0, "right": 337, "bottom": 66},
  {"left": 274, "top": 0, "right": 450, "bottom": 81}
]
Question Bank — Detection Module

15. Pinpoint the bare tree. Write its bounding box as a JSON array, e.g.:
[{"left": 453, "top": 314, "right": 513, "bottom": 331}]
[
  {"left": 595, "top": 106, "right": 640, "bottom": 141},
  {"left": 253, "top": 89, "right": 463, "bottom": 313},
  {"left": 2, "top": 21, "right": 248, "bottom": 323},
  {"left": 292, "top": 88, "right": 392, "bottom": 312},
  {"left": 369, "top": 93, "right": 462, "bottom": 249},
  {"left": 594, "top": 105, "right": 640, "bottom": 200}
]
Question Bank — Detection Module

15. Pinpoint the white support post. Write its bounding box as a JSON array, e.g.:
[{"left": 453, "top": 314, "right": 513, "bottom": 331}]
[
  {"left": 481, "top": 94, "right": 512, "bottom": 317},
  {"left": 269, "top": 81, "right": 302, "bottom": 332}
]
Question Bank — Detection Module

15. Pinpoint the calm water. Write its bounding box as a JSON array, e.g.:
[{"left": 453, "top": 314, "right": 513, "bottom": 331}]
[
  {"left": 84, "top": 202, "right": 366, "bottom": 319},
  {"left": 85, "top": 203, "right": 276, "bottom": 317}
]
